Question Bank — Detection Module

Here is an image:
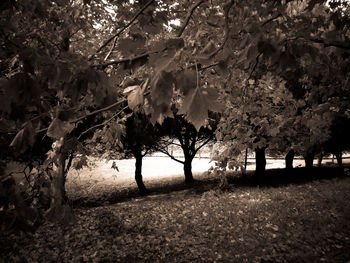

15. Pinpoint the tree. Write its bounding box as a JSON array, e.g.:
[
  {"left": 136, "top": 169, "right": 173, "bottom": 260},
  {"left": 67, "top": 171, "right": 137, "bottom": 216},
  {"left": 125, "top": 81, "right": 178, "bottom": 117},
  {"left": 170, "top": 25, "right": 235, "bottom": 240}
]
[
  {"left": 95, "top": 112, "right": 161, "bottom": 195},
  {"left": 0, "top": 0, "right": 126, "bottom": 227},
  {"left": 323, "top": 116, "right": 350, "bottom": 168},
  {"left": 216, "top": 72, "right": 296, "bottom": 182},
  {"left": 214, "top": 0, "right": 350, "bottom": 176},
  {"left": 156, "top": 113, "right": 217, "bottom": 183}
]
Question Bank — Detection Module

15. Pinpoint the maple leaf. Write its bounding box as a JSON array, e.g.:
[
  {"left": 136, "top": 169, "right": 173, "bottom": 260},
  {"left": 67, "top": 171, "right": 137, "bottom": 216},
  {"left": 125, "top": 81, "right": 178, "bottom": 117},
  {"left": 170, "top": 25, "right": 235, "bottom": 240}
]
[
  {"left": 118, "top": 38, "right": 146, "bottom": 56},
  {"left": 178, "top": 86, "right": 223, "bottom": 130},
  {"left": 150, "top": 102, "right": 173, "bottom": 125},
  {"left": 124, "top": 85, "right": 144, "bottom": 110},
  {"left": 150, "top": 71, "right": 175, "bottom": 106},
  {"left": 9, "top": 122, "right": 35, "bottom": 155},
  {"left": 47, "top": 118, "right": 74, "bottom": 139},
  {"left": 175, "top": 69, "right": 196, "bottom": 96}
]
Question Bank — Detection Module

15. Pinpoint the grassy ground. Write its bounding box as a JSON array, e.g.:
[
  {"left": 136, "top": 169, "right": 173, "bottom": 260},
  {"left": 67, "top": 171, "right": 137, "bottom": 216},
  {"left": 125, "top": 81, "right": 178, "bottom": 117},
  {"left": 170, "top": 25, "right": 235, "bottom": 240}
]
[{"left": 1, "top": 168, "right": 350, "bottom": 262}]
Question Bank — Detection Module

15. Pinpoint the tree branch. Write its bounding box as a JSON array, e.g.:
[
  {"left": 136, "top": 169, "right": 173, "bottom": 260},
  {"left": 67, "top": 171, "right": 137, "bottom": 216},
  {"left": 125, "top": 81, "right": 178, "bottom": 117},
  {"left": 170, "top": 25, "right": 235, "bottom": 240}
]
[
  {"left": 36, "top": 98, "right": 127, "bottom": 134},
  {"left": 156, "top": 147, "right": 185, "bottom": 164},
  {"left": 261, "top": 13, "right": 282, "bottom": 27},
  {"left": 89, "top": 0, "right": 155, "bottom": 60},
  {"left": 194, "top": 136, "right": 212, "bottom": 155},
  {"left": 249, "top": 51, "right": 263, "bottom": 79},
  {"left": 78, "top": 105, "right": 128, "bottom": 140},
  {"left": 200, "top": 62, "right": 220, "bottom": 71},
  {"left": 158, "top": 138, "right": 182, "bottom": 147},
  {"left": 64, "top": 152, "right": 74, "bottom": 176},
  {"left": 177, "top": 0, "right": 207, "bottom": 38},
  {"left": 284, "top": 36, "right": 350, "bottom": 51},
  {"left": 93, "top": 50, "right": 159, "bottom": 68},
  {"left": 104, "top": 36, "right": 118, "bottom": 61},
  {"left": 72, "top": 98, "right": 127, "bottom": 124},
  {"left": 308, "top": 37, "right": 350, "bottom": 50},
  {"left": 205, "top": 0, "right": 235, "bottom": 58}
]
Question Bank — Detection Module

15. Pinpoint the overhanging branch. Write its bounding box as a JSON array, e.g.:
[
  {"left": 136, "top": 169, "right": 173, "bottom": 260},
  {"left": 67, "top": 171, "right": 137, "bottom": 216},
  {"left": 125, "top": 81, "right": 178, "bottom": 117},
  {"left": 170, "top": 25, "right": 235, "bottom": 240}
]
[
  {"left": 308, "top": 37, "right": 350, "bottom": 50},
  {"left": 77, "top": 105, "right": 128, "bottom": 140},
  {"left": 92, "top": 50, "right": 159, "bottom": 68},
  {"left": 104, "top": 36, "right": 118, "bottom": 61},
  {"left": 35, "top": 98, "right": 127, "bottom": 135},
  {"left": 177, "top": 0, "right": 207, "bottom": 38},
  {"left": 89, "top": 0, "right": 155, "bottom": 60},
  {"left": 206, "top": 0, "right": 235, "bottom": 58}
]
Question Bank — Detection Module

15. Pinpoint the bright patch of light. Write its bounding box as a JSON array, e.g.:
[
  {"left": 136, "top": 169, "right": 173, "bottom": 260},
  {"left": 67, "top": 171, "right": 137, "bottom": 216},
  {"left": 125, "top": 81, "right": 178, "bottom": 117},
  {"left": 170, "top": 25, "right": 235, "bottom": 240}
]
[
  {"left": 164, "top": 19, "right": 180, "bottom": 32},
  {"left": 169, "top": 19, "right": 180, "bottom": 26}
]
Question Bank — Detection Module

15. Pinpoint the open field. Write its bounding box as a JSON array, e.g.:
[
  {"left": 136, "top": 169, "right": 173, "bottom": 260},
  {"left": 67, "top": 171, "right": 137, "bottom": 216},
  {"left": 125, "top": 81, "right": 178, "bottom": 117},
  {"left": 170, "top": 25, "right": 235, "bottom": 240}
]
[{"left": 65, "top": 155, "right": 349, "bottom": 201}]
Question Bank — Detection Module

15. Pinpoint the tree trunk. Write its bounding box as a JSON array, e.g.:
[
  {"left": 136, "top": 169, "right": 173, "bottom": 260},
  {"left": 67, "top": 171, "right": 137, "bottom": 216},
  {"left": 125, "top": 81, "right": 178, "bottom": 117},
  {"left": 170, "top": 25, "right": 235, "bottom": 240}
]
[
  {"left": 45, "top": 150, "right": 68, "bottom": 221},
  {"left": 335, "top": 151, "right": 343, "bottom": 168},
  {"left": 285, "top": 149, "right": 295, "bottom": 170},
  {"left": 244, "top": 148, "right": 248, "bottom": 170},
  {"left": 184, "top": 156, "right": 194, "bottom": 184},
  {"left": 255, "top": 147, "right": 266, "bottom": 184},
  {"left": 317, "top": 154, "right": 323, "bottom": 167},
  {"left": 134, "top": 147, "right": 148, "bottom": 195},
  {"left": 304, "top": 152, "right": 315, "bottom": 168}
]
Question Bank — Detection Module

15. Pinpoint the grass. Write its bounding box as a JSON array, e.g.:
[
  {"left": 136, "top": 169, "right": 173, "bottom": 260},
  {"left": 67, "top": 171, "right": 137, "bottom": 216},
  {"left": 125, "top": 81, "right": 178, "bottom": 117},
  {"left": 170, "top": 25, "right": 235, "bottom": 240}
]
[{"left": 1, "top": 167, "right": 350, "bottom": 262}]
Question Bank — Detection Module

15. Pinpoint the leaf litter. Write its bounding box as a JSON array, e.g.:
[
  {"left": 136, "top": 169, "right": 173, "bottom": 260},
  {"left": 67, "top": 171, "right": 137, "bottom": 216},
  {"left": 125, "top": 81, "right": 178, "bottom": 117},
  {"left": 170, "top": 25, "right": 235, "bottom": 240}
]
[{"left": 1, "top": 177, "right": 350, "bottom": 262}]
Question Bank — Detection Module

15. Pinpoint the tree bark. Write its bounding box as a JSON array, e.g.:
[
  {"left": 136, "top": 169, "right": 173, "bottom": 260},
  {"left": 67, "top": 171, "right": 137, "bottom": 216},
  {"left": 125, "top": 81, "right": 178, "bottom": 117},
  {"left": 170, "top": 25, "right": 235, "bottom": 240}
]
[
  {"left": 255, "top": 147, "right": 266, "bottom": 184},
  {"left": 335, "top": 151, "right": 343, "bottom": 168},
  {"left": 285, "top": 149, "right": 295, "bottom": 170},
  {"left": 184, "top": 156, "right": 194, "bottom": 184},
  {"left": 304, "top": 152, "right": 315, "bottom": 168},
  {"left": 45, "top": 150, "right": 68, "bottom": 220},
  {"left": 133, "top": 146, "right": 148, "bottom": 195},
  {"left": 317, "top": 154, "right": 323, "bottom": 167}
]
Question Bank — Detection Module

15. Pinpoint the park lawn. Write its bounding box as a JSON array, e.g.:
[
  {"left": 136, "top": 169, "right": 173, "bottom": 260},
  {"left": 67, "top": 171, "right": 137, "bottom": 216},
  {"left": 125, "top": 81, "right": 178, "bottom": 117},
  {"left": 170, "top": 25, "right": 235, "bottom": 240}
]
[{"left": 2, "top": 172, "right": 350, "bottom": 262}]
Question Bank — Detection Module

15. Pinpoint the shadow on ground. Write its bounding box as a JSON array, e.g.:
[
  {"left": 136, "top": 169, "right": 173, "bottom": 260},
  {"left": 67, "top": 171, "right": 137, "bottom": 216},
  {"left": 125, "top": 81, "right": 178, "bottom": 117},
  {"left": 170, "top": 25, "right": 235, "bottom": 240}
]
[{"left": 71, "top": 165, "right": 349, "bottom": 208}]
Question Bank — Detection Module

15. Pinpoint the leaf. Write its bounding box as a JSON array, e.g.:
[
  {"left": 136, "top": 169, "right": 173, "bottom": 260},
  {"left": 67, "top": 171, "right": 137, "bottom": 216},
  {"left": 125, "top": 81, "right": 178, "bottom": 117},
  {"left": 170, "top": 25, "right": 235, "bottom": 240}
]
[
  {"left": 9, "top": 122, "right": 35, "bottom": 155},
  {"left": 118, "top": 38, "right": 145, "bottom": 56},
  {"left": 143, "top": 23, "right": 162, "bottom": 35},
  {"left": 178, "top": 87, "right": 222, "bottom": 131},
  {"left": 73, "top": 155, "right": 88, "bottom": 170},
  {"left": 269, "top": 127, "right": 280, "bottom": 137},
  {"left": 47, "top": 118, "right": 74, "bottom": 139},
  {"left": 123, "top": 85, "right": 139, "bottom": 95},
  {"left": 150, "top": 103, "right": 173, "bottom": 125},
  {"left": 150, "top": 71, "right": 175, "bottom": 106},
  {"left": 143, "top": 97, "right": 154, "bottom": 115},
  {"left": 148, "top": 50, "right": 177, "bottom": 73},
  {"left": 124, "top": 85, "right": 143, "bottom": 110},
  {"left": 204, "top": 87, "right": 224, "bottom": 113},
  {"left": 165, "top": 38, "right": 184, "bottom": 50},
  {"left": 9, "top": 129, "right": 26, "bottom": 154},
  {"left": 175, "top": 69, "right": 196, "bottom": 96}
]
